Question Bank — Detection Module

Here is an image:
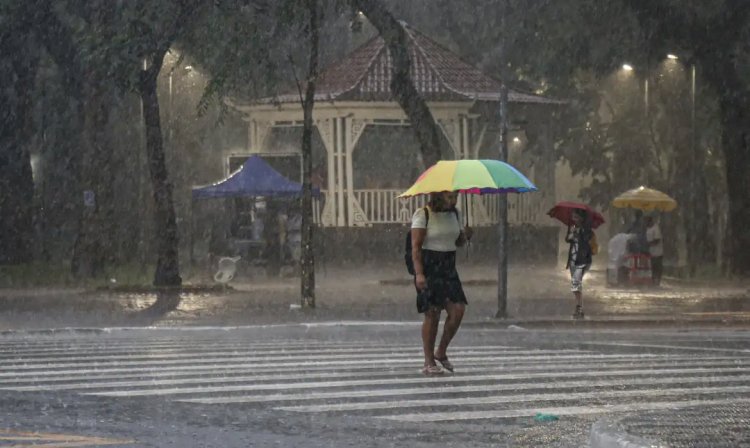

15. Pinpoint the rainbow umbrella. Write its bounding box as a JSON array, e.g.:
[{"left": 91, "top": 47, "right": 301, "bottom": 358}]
[{"left": 398, "top": 159, "right": 537, "bottom": 197}]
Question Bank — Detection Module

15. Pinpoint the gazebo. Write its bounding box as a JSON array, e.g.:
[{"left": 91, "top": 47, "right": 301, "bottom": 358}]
[{"left": 228, "top": 26, "right": 560, "bottom": 229}]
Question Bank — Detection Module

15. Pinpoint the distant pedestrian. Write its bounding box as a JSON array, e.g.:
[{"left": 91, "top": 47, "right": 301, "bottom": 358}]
[
  {"left": 565, "top": 209, "right": 593, "bottom": 319},
  {"left": 410, "top": 192, "right": 472, "bottom": 375},
  {"left": 627, "top": 210, "right": 649, "bottom": 254},
  {"left": 645, "top": 215, "right": 664, "bottom": 286}
]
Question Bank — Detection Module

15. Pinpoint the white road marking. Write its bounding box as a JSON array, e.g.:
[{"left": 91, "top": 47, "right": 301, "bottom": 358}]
[
  {"left": 185, "top": 374, "right": 750, "bottom": 405},
  {"left": 0, "top": 352, "right": 663, "bottom": 375},
  {"left": 5, "top": 359, "right": 746, "bottom": 392},
  {"left": 578, "top": 341, "right": 750, "bottom": 355},
  {"left": 277, "top": 385, "right": 750, "bottom": 412},
  {"left": 84, "top": 366, "right": 750, "bottom": 397},
  {"left": 0, "top": 347, "right": 566, "bottom": 365}
]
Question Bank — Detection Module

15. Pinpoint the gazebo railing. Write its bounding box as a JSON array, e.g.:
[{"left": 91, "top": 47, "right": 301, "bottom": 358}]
[
  {"left": 354, "top": 189, "right": 427, "bottom": 224},
  {"left": 310, "top": 189, "right": 550, "bottom": 226},
  {"left": 480, "top": 193, "right": 550, "bottom": 226}
]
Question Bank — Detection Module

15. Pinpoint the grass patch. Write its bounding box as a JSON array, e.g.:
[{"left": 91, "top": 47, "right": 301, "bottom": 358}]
[
  {"left": 0, "top": 263, "right": 78, "bottom": 288},
  {"left": 0, "top": 262, "right": 154, "bottom": 289},
  {"left": 0, "top": 262, "right": 223, "bottom": 292}
]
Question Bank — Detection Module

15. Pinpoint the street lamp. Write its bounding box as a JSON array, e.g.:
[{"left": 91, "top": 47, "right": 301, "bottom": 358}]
[{"left": 620, "top": 63, "right": 648, "bottom": 113}]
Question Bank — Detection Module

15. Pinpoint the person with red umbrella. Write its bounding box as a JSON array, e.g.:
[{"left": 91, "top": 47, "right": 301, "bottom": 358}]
[{"left": 548, "top": 202, "right": 604, "bottom": 319}]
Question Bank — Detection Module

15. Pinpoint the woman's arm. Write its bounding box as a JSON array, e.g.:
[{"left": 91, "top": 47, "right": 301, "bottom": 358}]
[
  {"left": 565, "top": 225, "right": 575, "bottom": 243},
  {"left": 455, "top": 226, "right": 473, "bottom": 247},
  {"left": 412, "top": 228, "right": 427, "bottom": 290}
]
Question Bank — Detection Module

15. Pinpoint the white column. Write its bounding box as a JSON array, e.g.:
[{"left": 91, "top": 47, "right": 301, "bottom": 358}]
[
  {"left": 345, "top": 118, "right": 369, "bottom": 226},
  {"left": 336, "top": 117, "right": 346, "bottom": 226},
  {"left": 248, "top": 120, "right": 270, "bottom": 152},
  {"left": 438, "top": 119, "right": 460, "bottom": 159},
  {"left": 315, "top": 119, "right": 336, "bottom": 227}
]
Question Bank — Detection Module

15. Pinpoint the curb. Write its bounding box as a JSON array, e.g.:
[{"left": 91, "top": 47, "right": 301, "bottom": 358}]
[
  {"left": 2, "top": 316, "right": 749, "bottom": 336},
  {"left": 590, "top": 418, "right": 665, "bottom": 448},
  {"left": 463, "top": 317, "right": 750, "bottom": 329}
]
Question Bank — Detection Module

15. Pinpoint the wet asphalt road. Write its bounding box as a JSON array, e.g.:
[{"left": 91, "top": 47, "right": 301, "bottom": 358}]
[{"left": 0, "top": 323, "right": 748, "bottom": 447}]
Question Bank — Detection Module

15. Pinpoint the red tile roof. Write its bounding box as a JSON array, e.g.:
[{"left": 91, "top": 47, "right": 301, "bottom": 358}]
[{"left": 259, "top": 26, "right": 558, "bottom": 105}]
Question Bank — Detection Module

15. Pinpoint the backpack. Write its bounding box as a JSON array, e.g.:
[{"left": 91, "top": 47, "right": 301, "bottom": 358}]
[
  {"left": 589, "top": 232, "right": 599, "bottom": 256},
  {"left": 404, "top": 207, "right": 459, "bottom": 275}
]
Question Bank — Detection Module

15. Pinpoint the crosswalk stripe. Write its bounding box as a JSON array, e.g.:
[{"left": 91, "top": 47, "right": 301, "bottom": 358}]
[
  {"left": 2, "top": 356, "right": 740, "bottom": 387},
  {"left": 0, "top": 355, "right": 620, "bottom": 379},
  {"left": 377, "top": 397, "right": 750, "bottom": 422},
  {"left": 2, "top": 336, "right": 747, "bottom": 424},
  {"left": 0, "top": 339, "right": 476, "bottom": 355},
  {"left": 83, "top": 366, "right": 750, "bottom": 397},
  {"left": 0, "top": 345, "right": 518, "bottom": 359},
  {"left": 0, "top": 352, "right": 668, "bottom": 374},
  {"left": 276, "top": 385, "right": 750, "bottom": 412},
  {"left": 0, "top": 348, "right": 579, "bottom": 366},
  {"left": 5, "top": 360, "right": 747, "bottom": 392},
  {"left": 183, "top": 373, "right": 750, "bottom": 405},
  {"left": 578, "top": 341, "right": 750, "bottom": 355}
]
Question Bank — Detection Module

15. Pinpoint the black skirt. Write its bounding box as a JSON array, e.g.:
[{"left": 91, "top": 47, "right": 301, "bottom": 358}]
[{"left": 415, "top": 250, "right": 468, "bottom": 313}]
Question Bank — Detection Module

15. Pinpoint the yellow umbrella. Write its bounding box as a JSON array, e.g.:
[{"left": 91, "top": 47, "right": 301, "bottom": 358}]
[{"left": 612, "top": 186, "right": 677, "bottom": 212}]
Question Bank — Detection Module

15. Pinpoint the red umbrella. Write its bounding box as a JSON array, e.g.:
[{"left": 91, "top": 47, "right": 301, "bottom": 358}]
[{"left": 547, "top": 201, "right": 605, "bottom": 229}]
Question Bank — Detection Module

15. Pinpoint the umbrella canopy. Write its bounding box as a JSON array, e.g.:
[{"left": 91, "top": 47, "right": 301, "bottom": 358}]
[
  {"left": 548, "top": 201, "right": 606, "bottom": 229},
  {"left": 612, "top": 186, "right": 677, "bottom": 212},
  {"left": 398, "top": 159, "right": 537, "bottom": 197}
]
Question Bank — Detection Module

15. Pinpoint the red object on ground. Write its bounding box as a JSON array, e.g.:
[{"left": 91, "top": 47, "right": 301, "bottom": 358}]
[
  {"left": 625, "top": 254, "right": 653, "bottom": 285},
  {"left": 547, "top": 201, "right": 606, "bottom": 229}
]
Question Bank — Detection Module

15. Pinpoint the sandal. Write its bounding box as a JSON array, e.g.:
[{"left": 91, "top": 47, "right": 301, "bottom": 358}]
[
  {"left": 573, "top": 305, "right": 585, "bottom": 320},
  {"left": 421, "top": 364, "right": 444, "bottom": 376},
  {"left": 434, "top": 355, "right": 454, "bottom": 373}
]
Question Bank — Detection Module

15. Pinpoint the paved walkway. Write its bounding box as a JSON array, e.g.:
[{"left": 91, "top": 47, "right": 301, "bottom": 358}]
[
  {"left": 0, "top": 262, "right": 747, "bottom": 330},
  {"left": 591, "top": 402, "right": 750, "bottom": 448}
]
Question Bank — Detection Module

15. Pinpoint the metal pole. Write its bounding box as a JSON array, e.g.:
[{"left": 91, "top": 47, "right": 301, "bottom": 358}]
[
  {"left": 496, "top": 0, "right": 509, "bottom": 318},
  {"left": 689, "top": 63, "right": 697, "bottom": 277},
  {"left": 496, "top": 84, "right": 509, "bottom": 318},
  {"left": 691, "top": 64, "right": 696, "bottom": 161}
]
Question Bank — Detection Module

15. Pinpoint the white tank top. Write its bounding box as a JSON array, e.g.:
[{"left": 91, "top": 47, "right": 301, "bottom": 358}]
[{"left": 411, "top": 207, "right": 462, "bottom": 252}]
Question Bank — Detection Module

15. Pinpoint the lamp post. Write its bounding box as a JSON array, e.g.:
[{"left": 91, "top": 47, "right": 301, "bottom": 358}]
[
  {"left": 620, "top": 63, "right": 649, "bottom": 115},
  {"left": 496, "top": 0, "right": 510, "bottom": 319}
]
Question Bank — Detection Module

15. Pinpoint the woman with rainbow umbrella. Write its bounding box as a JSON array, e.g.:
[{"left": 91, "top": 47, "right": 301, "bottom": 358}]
[{"left": 401, "top": 159, "right": 537, "bottom": 375}]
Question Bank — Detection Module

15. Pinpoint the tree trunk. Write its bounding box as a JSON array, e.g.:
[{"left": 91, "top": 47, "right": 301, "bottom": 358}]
[
  {"left": 300, "top": 0, "right": 320, "bottom": 308},
  {"left": 71, "top": 81, "right": 116, "bottom": 278},
  {"left": 352, "top": 0, "right": 443, "bottom": 167},
  {"left": 0, "top": 34, "right": 37, "bottom": 265},
  {"left": 140, "top": 70, "right": 182, "bottom": 286},
  {"left": 701, "top": 52, "right": 750, "bottom": 276},
  {"left": 718, "top": 91, "right": 750, "bottom": 276}
]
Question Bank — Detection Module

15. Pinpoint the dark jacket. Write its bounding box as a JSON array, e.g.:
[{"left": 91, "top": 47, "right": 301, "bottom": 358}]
[{"left": 566, "top": 226, "right": 593, "bottom": 268}]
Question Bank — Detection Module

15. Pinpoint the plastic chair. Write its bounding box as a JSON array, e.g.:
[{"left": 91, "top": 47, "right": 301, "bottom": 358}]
[
  {"left": 214, "top": 256, "right": 241, "bottom": 284},
  {"left": 624, "top": 253, "right": 652, "bottom": 286}
]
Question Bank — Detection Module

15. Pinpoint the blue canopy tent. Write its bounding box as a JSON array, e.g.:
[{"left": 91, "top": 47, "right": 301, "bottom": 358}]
[
  {"left": 192, "top": 155, "right": 317, "bottom": 199},
  {"left": 189, "top": 155, "right": 320, "bottom": 274}
]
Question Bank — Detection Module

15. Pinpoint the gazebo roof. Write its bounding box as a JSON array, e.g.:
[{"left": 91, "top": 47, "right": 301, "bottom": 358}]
[{"left": 253, "top": 26, "right": 558, "bottom": 106}]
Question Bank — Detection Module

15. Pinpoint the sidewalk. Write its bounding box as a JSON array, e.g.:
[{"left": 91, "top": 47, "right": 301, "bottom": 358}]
[
  {"left": 591, "top": 402, "right": 750, "bottom": 448},
  {"left": 0, "top": 262, "right": 748, "bottom": 330}
]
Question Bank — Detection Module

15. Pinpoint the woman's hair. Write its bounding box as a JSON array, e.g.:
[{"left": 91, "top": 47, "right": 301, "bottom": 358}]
[
  {"left": 428, "top": 192, "right": 455, "bottom": 211},
  {"left": 573, "top": 209, "right": 592, "bottom": 232}
]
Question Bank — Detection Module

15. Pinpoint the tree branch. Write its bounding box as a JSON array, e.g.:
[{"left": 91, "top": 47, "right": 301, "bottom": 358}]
[{"left": 350, "top": 0, "right": 443, "bottom": 167}]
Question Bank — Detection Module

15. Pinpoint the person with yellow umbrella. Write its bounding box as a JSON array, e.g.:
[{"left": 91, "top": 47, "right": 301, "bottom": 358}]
[
  {"left": 613, "top": 186, "right": 677, "bottom": 286},
  {"left": 402, "top": 159, "right": 537, "bottom": 375}
]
